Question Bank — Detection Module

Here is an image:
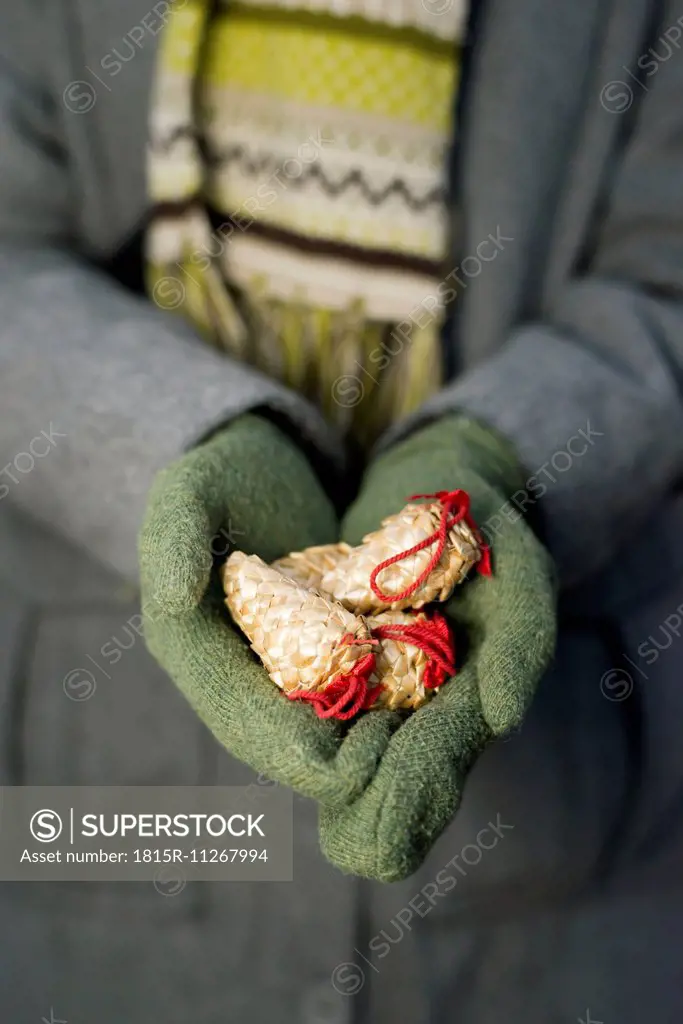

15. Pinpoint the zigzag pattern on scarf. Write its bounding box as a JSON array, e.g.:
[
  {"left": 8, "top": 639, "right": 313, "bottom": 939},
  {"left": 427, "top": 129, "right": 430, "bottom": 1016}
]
[
  {"left": 149, "top": 138, "right": 445, "bottom": 210},
  {"left": 206, "top": 149, "right": 446, "bottom": 210}
]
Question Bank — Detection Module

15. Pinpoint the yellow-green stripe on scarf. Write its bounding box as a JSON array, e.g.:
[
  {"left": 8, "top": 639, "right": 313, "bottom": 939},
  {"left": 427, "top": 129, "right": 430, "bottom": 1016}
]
[{"left": 146, "top": 0, "right": 465, "bottom": 446}]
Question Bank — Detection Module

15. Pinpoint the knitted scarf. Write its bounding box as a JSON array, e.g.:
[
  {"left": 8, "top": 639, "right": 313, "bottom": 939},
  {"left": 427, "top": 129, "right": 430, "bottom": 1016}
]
[{"left": 146, "top": 0, "right": 465, "bottom": 446}]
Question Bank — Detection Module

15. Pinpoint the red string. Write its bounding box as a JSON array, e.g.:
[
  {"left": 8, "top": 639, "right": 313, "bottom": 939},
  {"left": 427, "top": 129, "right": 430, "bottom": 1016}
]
[
  {"left": 286, "top": 637, "right": 380, "bottom": 721},
  {"left": 286, "top": 611, "right": 458, "bottom": 718},
  {"left": 369, "top": 490, "right": 491, "bottom": 605},
  {"left": 371, "top": 610, "right": 456, "bottom": 690}
]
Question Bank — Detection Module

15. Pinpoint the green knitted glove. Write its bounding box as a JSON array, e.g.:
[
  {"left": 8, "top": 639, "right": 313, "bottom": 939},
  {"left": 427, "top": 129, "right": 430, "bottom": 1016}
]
[
  {"left": 319, "top": 415, "right": 557, "bottom": 880},
  {"left": 139, "top": 414, "right": 397, "bottom": 805}
]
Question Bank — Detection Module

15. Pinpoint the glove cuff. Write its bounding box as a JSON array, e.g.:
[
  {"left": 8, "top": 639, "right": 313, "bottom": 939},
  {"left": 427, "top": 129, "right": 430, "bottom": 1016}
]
[{"left": 375, "top": 413, "right": 528, "bottom": 501}]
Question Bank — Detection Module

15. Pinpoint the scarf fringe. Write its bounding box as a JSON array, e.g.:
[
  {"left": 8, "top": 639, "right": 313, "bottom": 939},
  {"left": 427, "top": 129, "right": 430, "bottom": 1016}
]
[{"left": 148, "top": 228, "right": 444, "bottom": 442}]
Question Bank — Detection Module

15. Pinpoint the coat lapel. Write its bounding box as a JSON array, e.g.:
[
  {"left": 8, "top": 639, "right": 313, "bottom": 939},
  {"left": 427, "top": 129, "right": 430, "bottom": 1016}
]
[
  {"left": 454, "top": 0, "right": 651, "bottom": 365},
  {"left": 71, "top": 0, "right": 163, "bottom": 254}
]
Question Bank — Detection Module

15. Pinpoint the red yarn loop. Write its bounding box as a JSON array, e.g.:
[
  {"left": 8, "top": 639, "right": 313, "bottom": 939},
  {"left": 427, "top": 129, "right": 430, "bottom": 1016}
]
[
  {"left": 368, "top": 489, "right": 491, "bottom": 604},
  {"left": 286, "top": 640, "right": 380, "bottom": 721},
  {"left": 371, "top": 610, "right": 456, "bottom": 690}
]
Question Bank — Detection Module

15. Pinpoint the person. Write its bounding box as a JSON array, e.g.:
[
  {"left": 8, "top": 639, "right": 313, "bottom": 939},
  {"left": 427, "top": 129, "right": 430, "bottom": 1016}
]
[{"left": 0, "top": 0, "right": 682, "bottom": 1021}]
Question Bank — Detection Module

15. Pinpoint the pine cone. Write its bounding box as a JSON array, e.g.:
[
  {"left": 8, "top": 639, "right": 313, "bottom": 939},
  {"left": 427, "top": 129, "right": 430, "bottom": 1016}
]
[
  {"left": 272, "top": 543, "right": 352, "bottom": 592},
  {"left": 321, "top": 500, "right": 481, "bottom": 614},
  {"left": 367, "top": 610, "right": 455, "bottom": 711},
  {"left": 221, "top": 551, "right": 375, "bottom": 699}
]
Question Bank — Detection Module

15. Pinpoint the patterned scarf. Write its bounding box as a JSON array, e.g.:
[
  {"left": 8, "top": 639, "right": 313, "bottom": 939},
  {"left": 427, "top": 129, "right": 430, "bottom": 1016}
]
[{"left": 146, "top": 0, "right": 465, "bottom": 446}]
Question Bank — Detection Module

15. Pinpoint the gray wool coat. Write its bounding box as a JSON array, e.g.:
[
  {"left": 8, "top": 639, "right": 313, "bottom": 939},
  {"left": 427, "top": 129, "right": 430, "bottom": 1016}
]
[{"left": 1, "top": 1, "right": 683, "bottom": 1022}]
